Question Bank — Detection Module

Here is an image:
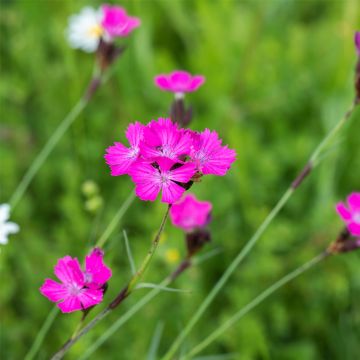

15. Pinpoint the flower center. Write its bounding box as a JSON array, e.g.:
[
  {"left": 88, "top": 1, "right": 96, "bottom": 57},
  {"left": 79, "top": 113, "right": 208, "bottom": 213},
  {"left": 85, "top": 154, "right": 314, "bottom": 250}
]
[
  {"left": 353, "top": 212, "right": 360, "bottom": 223},
  {"left": 88, "top": 24, "right": 103, "bottom": 38},
  {"left": 67, "top": 283, "right": 82, "bottom": 296}
]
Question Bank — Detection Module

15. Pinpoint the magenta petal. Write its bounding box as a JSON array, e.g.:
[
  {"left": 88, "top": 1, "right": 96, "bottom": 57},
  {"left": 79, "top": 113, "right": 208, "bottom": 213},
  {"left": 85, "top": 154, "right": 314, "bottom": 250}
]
[
  {"left": 154, "top": 76, "right": 171, "bottom": 91},
  {"left": 355, "top": 31, "right": 360, "bottom": 55},
  {"left": 335, "top": 203, "right": 352, "bottom": 221},
  {"left": 54, "top": 256, "right": 84, "bottom": 287},
  {"left": 188, "top": 76, "right": 205, "bottom": 91},
  {"left": 161, "top": 182, "right": 186, "bottom": 204},
  {"left": 170, "top": 163, "right": 196, "bottom": 183},
  {"left": 125, "top": 122, "right": 144, "bottom": 148},
  {"left": 104, "top": 142, "right": 138, "bottom": 176},
  {"left": 77, "top": 288, "right": 103, "bottom": 309},
  {"left": 348, "top": 222, "right": 360, "bottom": 236},
  {"left": 57, "top": 296, "right": 83, "bottom": 313},
  {"left": 347, "top": 193, "right": 360, "bottom": 212},
  {"left": 40, "top": 279, "right": 68, "bottom": 303},
  {"left": 85, "top": 248, "right": 112, "bottom": 288}
]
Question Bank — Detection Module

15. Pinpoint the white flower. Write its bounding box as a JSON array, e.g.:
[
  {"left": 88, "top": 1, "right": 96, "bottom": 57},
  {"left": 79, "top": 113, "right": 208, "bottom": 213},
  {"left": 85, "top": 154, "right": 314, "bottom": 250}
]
[
  {"left": 66, "top": 7, "right": 104, "bottom": 53},
  {"left": 0, "top": 204, "right": 19, "bottom": 245}
]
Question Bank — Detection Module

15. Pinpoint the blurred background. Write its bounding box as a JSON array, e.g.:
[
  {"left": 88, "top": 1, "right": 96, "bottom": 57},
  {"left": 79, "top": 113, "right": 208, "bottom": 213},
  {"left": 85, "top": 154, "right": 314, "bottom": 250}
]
[{"left": 1, "top": 0, "right": 360, "bottom": 359}]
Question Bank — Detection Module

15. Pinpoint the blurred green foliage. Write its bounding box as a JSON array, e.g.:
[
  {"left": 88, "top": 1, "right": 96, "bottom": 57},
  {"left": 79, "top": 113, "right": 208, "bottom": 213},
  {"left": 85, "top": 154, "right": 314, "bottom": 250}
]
[{"left": 1, "top": 0, "right": 360, "bottom": 359}]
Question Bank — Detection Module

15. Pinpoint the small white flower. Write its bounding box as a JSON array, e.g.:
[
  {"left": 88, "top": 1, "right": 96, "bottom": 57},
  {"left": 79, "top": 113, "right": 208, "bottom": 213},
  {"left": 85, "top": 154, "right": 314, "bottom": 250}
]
[
  {"left": 66, "top": 7, "right": 104, "bottom": 53},
  {"left": 0, "top": 204, "right": 19, "bottom": 245}
]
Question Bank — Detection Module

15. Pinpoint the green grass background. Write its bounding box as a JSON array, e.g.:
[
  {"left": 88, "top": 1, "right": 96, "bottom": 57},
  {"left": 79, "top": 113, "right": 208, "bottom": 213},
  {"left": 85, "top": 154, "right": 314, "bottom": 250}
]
[{"left": 1, "top": 0, "right": 360, "bottom": 359}]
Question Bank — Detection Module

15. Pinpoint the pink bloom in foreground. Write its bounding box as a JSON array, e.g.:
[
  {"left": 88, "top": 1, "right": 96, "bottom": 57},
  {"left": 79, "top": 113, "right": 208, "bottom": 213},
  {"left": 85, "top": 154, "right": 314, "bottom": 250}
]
[
  {"left": 170, "top": 194, "right": 212, "bottom": 232},
  {"left": 154, "top": 70, "right": 205, "bottom": 95},
  {"left": 336, "top": 192, "right": 360, "bottom": 236},
  {"left": 355, "top": 31, "right": 360, "bottom": 55},
  {"left": 141, "top": 118, "right": 192, "bottom": 161},
  {"left": 190, "top": 129, "right": 236, "bottom": 176},
  {"left": 101, "top": 4, "right": 141, "bottom": 39},
  {"left": 40, "top": 249, "right": 111, "bottom": 313},
  {"left": 129, "top": 158, "right": 196, "bottom": 203},
  {"left": 105, "top": 122, "right": 144, "bottom": 176}
]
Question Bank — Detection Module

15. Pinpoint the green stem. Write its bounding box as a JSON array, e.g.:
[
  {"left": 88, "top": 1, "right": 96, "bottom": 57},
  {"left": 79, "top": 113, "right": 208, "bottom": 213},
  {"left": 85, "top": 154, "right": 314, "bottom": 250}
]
[
  {"left": 183, "top": 252, "right": 329, "bottom": 359},
  {"left": 161, "top": 104, "right": 355, "bottom": 360},
  {"left": 24, "top": 306, "right": 59, "bottom": 360},
  {"left": 50, "top": 205, "right": 171, "bottom": 360}
]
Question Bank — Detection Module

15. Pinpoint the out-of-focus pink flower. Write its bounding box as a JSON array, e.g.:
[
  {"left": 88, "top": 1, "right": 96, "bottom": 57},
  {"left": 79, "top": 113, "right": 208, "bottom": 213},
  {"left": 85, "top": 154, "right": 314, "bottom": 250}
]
[
  {"left": 355, "top": 31, "right": 360, "bottom": 55},
  {"left": 170, "top": 194, "right": 212, "bottom": 232},
  {"left": 336, "top": 192, "right": 360, "bottom": 236},
  {"left": 101, "top": 4, "right": 141, "bottom": 39},
  {"left": 129, "top": 158, "right": 196, "bottom": 204},
  {"left": 140, "top": 118, "right": 192, "bottom": 162},
  {"left": 40, "top": 249, "right": 112, "bottom": 313},
  {"left": 105, "top": 122, "right": 144, "bottom": 176},
  {"left": 154, "top": 70, "right": 205, "bottom": 96},
  {"left": 190, "top": 129, "right": 236, "bottom": 176}
]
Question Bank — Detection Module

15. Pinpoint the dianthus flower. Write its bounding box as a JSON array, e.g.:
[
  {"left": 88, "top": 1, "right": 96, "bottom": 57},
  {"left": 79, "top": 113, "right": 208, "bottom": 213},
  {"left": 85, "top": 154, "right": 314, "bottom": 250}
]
[
  {"left": 336, "top": 192, "right": 360, "bottom": 236},
  {"left": 154, "top": 70, "right": 205, "bottom": 98},
  {"left": 105, "top": 122, "right": 144, "bottom": 176},
  {"left": 0, "top": 204, "right": 19, "bottom": 245},
  {"left": 101, "top": 4, "right": 141, "bottom": 39},
  {"left": 170, "top": 194, "right": 212, "bottom": 232},
  {"left": 40, "top": 248, "right": 112, "bottom": 313},
  {"left": 190, "top": 129, "right": 236, "bottom": 176},
  {"left": 355, "top": 31, "right": 360, "bottom": 56}
]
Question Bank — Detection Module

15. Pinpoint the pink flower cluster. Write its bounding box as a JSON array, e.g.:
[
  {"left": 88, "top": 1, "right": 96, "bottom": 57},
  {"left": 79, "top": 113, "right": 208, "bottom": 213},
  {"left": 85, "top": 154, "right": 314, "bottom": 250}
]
[
  {"left": 154, "top": 70, "right": 205, "bottom": 96},
  {"left": 170, "top": 194, "right": 212, "bottom": 232},
  {"left": 105, "top": 118, "right": 236, "bottom": 204},
  {"left": 101, "top": 4, "right": 141, "bottom": 39},
  {"left": 336, "top": 192, "right": 360, "bottom": 236},
  {"left": 40, "top": 248, "right": 112, "bottom": 313}
]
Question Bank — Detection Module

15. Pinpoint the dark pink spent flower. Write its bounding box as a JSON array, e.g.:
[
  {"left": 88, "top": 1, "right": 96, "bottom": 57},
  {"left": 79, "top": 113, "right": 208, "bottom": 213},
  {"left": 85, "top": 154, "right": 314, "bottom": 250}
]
[
  {"left": 190, "top": 129, "right": 236, "bottom": 176},
  {"left": 140, "top": 118, "right": 192, "bottom": 162},
  {"left": 355, "top": 31, "right": 360, "bottom": 55},
  {"left": 154, "top": 70, "right": 205, "bottom": 96},
  {"left": 84, "top": 248, "right": 112, "bottom": 289},
  {"left": 336, "top": 192, "right": 360, "bottom": 236},
  {"left": 101, "top": 4, "right": 141, "bottom": 39},
  {"left": 170, "top": 193, "right": 212, "bottom": 232},
  {"left": 105, "top": 122, "right": 144, "bottom": 176},
  {"left": 129, "top": 158, "right": 196, "bottom": 204},
  {"left": 40, "top": 249, "right": 112, "bottom": 313}
]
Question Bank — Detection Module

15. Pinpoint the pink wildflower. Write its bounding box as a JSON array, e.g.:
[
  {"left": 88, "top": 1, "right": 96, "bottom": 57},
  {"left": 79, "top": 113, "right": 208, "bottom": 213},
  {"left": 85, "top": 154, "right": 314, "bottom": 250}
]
[
  {"left": 170, "top": 194, "right": 212, "bottom": 232},
  {"left": 105, "top": 122, "right": 144, "bottom": 176},
  {"left": 190, "top": 129, "right": 236, "bottom": 176},
  {"left": 101, "top": 4, "right": 141, "bottom": 39},
  {"left": 40, "top": 249, "right": 111, "bottom": 313},
  {"left": 129, "top": 158, "right": 196, "bottom": 204},
  {"left": 154, "top": 70, "right": 205, "bottom": 96},
  {"left": 336, "top": 192, "right": 360, "bottom": 236},
  {"left": 355, "top": 31, "right": 360, "bottom": 55},
  {"left": 140, "top": 118, "right": 192, "bottom": 162}
]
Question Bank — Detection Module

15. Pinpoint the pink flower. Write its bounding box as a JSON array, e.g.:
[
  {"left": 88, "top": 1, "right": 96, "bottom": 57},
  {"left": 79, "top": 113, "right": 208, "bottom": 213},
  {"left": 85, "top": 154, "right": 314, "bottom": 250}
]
[
  {"left": 40, "top": 249, "right": 112, "bottom": 313},
  {"left": 129, "top": 158, "right": 196, "bottom": 204},
  {"left": 154, "top": 70, "right": 205, "bottom": 96},
  {"left": 104, "top": 122, "right": 144, "bottom": 176},
  {"left": 140, "top": 118, "right": 192, "bottom": 162},
  {"left": 355, "top": 31, "right": 360, "bottom": 55},
  {"left": 336, "top": 192, "right": 360, "bottom": 236},
  {"left": 170, "top": 194, "right": 212, "bottom": 232},
  {"left": 101, "top": 4, "right": 141, "bottom": 39},
  {"left": 190, "top": 129, "right": 236, "bottom": 176}
]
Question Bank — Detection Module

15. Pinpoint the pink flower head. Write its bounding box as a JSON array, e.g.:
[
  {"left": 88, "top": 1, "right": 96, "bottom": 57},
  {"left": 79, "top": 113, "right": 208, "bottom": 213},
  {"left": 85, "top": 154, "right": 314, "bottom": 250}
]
[
  {"left": 154, "top": 70, "right": 205, "bottom": 96},
  {"left": 190, "top": 129, "right": 236, "bottom": 176},
  {"left": 40, "top": 248, "right": 112, "bottom": 313},
  {"left": 336, "top": 192, "right": 360, "bottom": 236},
  {"left": 105, "top": 122, "right": 144, "bottom": 176},
  {"left": 129, "top": 158, "right": 196, "bottom": 204},
  {"left": 355, "top": 31, "right": 360, "bottom": 55},
  {"left": 101, "top": 4, "right": 141, "bottom": 39},
  {"left": 140, "top": 118, "right": 192, "bottom": 162},
  {"left": 170, "top": 194, "right": 212, "bottom": 232}
]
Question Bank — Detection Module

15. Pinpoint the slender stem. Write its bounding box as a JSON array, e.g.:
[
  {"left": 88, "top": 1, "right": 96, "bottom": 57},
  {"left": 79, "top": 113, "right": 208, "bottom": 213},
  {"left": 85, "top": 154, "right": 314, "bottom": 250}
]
[
  {"left": 24, "top": 306, "right": 59, "bottom": 360},
  {"left": 161, "top": 104, "right": 356, "bottom": 360},
  {"left": 78, "top": 259, "right": 192, "bottom": 360},
  {"left": 95, "top": 192, "right": 136, "bottom": 248},
  {"left": 24, "top": 192, "right": 134, "bottom": 360},
  {"left": 183, "top": 252, "right": 329, "bottom": 359},
  {"left": 50, "top": 205, "right": 171, "bottom": 360}
]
